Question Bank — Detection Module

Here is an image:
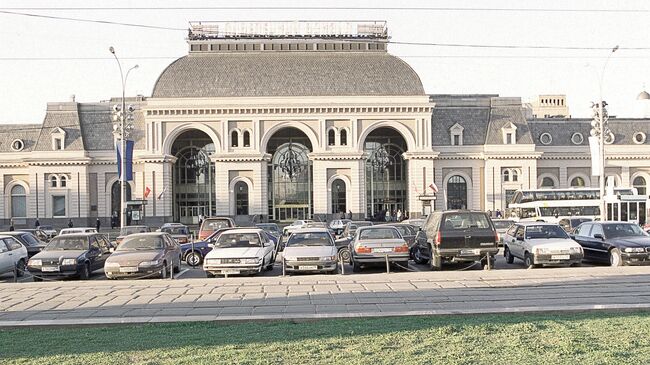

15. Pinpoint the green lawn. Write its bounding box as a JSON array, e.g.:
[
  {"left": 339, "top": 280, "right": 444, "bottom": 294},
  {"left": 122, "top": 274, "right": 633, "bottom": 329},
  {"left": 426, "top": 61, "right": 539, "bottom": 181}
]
[{"left": 2, "top": 311, "right": 650, "bottom": 364}]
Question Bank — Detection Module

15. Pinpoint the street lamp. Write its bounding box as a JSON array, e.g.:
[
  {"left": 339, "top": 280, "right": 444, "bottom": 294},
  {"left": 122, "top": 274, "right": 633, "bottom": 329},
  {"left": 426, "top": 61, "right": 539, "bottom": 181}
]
[
  {"left": 109, "top": 46, "right": 138, "bottom": 229},
  {"left": 590, "top": 45, "right": 618, "bottom": 221}
]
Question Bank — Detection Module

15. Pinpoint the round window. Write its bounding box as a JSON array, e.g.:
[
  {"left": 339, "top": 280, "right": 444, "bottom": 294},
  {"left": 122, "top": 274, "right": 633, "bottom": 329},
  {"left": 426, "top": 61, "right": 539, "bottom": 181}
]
[
  {"left": 539, "top": 133, "right": 553, "bottom": 145},
  {"left": 633, "top": 132, "right": 646, "bottom": 144},
  {"left": 11, "top": 139, "right": 24, "bottom": 152},
  {"left": 571, "top": 133, "right": 584, "bottom": 145},
  {"left": 604, "top": 132, "right": 615, "bottom": 145}
]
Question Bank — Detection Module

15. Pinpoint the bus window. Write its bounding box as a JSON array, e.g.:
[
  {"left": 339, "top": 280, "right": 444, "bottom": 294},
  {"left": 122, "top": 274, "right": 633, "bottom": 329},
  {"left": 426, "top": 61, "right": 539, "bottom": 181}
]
[
  {"left": 521, "top": 208, "right": 537, "bottom": 218},
  {"left": 521, "top": 192, "right": 534, "bottom": 203}
]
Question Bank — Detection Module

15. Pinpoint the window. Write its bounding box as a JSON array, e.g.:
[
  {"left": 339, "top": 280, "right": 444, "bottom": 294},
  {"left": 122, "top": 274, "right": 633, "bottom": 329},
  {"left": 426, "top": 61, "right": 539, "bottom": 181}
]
[
  {"left": 506, "top": 133, "right": 514, "bottom": 144},
  {"left": 505, "top": 189, "right": 517, "bottom": 208},
  {"left": 502, "top": 123, "right": 517, "bottom": 145},
  {"left": 450, "top": 123, "right": 464, "bottom": 146},
  {"left": 11, "top": 139, "right": 24, "bottom": 152},
  {"left": 633, "top": 132, "right": 646, "bottom": 144},
  {"left": 633, "top": 176, "right": 647, "bottom": 196},
  {"left": 539, "top": 132, "right": 553, "bottom": 145},
  {"left": 540, "top": 176, "right": 556, "bottom": 188},
  {"left": 54, "top": 138, "right": 63, "bottom": 150},
  {"left": 571, "top": 133, "right": 584, "bottom": 145},
  {"left": 60, "top": 175, "right": 67, "bottom": 188},
  {"left": 446, "top": 175, "right": 467, "bottom": 209},
  {"left": 10, "top": 185, "right": 26, "bottom": 218},
  {"left": 453, "top": 134, "right": 460, "bottom": 146},
  {"left": 328, "top": 129, "right": 336, "bottom": 146},
  {"left": 52, "top": 196, "right": 66, "bottom": 217},
  {"left": 231, "top": 130, "right": 239, "bottom": 147},
  {"left": 570, "top": 176, "right": 586, "bottom": 187},
  {"left": 576, "top": 223, "right": 591, "bottom": 237},
  {"left": 50, "top": 175, "right": 58, "bottom": 188},
  {"left": 512, "top": 170, "right": 518, "bottom": 182},
  {"left": 503, "top": 170, "right": 510, "bottom": 182},
  {"left": 242, "top": 131, "right": 251, "bottom": 147},
  {"left": 590, "top": 224, "right": 604, "bottom": 238},
  {"left": 340, "top": 129, "right": 348, "bottom": 146}
]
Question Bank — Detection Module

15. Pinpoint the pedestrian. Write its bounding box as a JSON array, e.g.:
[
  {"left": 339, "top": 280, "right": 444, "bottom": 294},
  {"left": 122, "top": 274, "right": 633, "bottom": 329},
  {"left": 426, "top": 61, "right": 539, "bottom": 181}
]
[
  {"left": 9, "top": 219, "right": 15, "bottom": 231},
  {"left": 347, "top": 210, "right": 352, "bottom": 220},
  {"left": 68, "top": 219, "right": 73, "bottom": 228},
  {"left": 487, "top": 209, "right": 492, "bottom": 218},
  {"left": 35, "top": 218, "right": 40, "bottom": 228},
  {"left": 96, "top": 218, "right": 101, "bottom": 232},
  {"left": 397, "top": 209, "right": 402, "bottom": 222},
  {"left": 385, "top": 210, "right": 390, "bottom": 222},
  {"left": 198, "top": 214, "right": 204, "bottom": 228},
  {"left": 496, "top": 209, "right": 502, "bottom": 218}
]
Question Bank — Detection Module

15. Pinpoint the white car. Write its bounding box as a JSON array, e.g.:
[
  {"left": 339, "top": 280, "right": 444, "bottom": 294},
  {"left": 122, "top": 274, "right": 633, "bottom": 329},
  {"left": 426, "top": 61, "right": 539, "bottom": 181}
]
[
  {"left": 503, "top": 222, "right": 584, "bottom": 268},
  {"left": 38, "top": 225, "right": 58, "bottom": 238},
  {"left": 283, "top": 220, "right": 314, "bottom": 237},
  {"left": 59, "top": 227, "right": 98, "bottom": 235},
  {"left": 0, "top": 235, "right": 29, "bottom": 277},
  {"left": 283, "top": 228, "right": 338, "bottom": 274},
  {"left": 203, "top": 228, "right": 276, "bottom": 277}
]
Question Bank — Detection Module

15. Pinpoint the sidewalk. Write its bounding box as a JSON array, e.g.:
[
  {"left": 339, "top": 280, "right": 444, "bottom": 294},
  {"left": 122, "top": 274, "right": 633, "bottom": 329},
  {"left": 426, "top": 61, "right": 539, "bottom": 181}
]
[{"left": 1, "top": 266, "right": 650, "bottom": 327}]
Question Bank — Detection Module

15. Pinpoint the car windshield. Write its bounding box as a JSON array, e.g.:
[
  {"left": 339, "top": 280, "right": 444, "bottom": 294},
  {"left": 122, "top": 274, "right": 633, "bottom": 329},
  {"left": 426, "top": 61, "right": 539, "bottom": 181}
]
[
  {"left": 603, "top": 224, "right": 647, "bottom": 238},
  {"left": 40, "top": 225, "right": 53, "bottom": 230},
  {"left": 442, "top": 214, "right": 490, "bottom": 230},
  {"left": 118, "top": 236, "right": 164, "bottom": 250},
  {"left": 287, "top": 232, "right": 333, "bottom": 247},
  {"left": 257, "top": 225, "right": 280, "bottom": 234},
  {"left": 215, "top": 232, "right": 261, "bottom": 248},
  {"left": 393, "top": 225, "right": 415, "bottom": 236},
  {"left": 493, "top": 220, "right": 514, "bottom": 229},
  {"left": 45, "top": 237, "right": 87, "bottom": 251},
  {"left": 161, "top": 227, "right": 189, "bottom": 235},
  {"left": 359, "top": 228, "right": 400, "bottom": 240},
  {"left": 525, "top": 225, "right": 569, "bottom": 239},
  {"left": 203, "top": 220, "right": 231, "bottom": 231},
  {"left": 120, "top": 227, "right": 150, "bottom": 235}
]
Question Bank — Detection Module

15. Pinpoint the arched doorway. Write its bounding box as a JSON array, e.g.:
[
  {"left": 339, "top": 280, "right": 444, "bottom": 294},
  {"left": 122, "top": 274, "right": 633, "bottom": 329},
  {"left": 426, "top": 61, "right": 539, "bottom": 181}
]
[
  {"left": 235, "top": 181, "right": 249, "bottom": 215},
  {"left": 267, "top": 127, "right": 313, "bottom": 221},
  {"left": 171, "top": 130, "right": 216, "bottom": 224},
  {"left": 331, "top": 179, "right": 346, "bottom": 215},
  {"left": 447, "top": 175, "right": 467, "bottom": 209},
  {"left": 364, "top": 127, "right": 408, "bottom": 220},
  {"left": 111, "top": 181, "right": 132, "bottom": 219}
]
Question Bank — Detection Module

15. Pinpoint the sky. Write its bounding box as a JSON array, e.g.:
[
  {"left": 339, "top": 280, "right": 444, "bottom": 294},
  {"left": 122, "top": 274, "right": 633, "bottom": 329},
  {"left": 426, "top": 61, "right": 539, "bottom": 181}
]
[{"left": 1, "top": 0, "right": 649, "bottom": 124}]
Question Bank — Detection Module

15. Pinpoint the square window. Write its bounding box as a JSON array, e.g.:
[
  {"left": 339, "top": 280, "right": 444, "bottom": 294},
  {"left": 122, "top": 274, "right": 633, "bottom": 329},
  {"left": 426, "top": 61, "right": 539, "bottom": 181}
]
[{"left": 52, "top": 196, "right": 66, "bottom": 217}]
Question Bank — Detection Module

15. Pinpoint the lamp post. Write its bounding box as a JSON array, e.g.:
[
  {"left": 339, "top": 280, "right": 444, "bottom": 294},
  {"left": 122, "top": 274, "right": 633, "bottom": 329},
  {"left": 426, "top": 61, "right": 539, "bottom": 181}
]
[
  {"left": 591, "top": 45, "right": 618, "bottom": 222},
  {"left": 109, "top": 46, "right": 138, "bottom": 229}
]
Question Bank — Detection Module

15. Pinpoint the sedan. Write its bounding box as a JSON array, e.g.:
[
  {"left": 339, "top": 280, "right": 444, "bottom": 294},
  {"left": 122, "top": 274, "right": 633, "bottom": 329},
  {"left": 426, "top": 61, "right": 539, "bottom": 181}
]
[
  {"left": 27, "top": 233, "right": 112, "bottom": 281},
  {"left": 115, "top": 225, "right": 151, "bottom": 245},
  {"left": 0, "top": 235, "right": 28, "bottom": 277},
  {"left": 0, "top": 231, "right": 47, "bottom": 258},
  {"left": 203, "top": 228, "right": 276, "bottom": 277},
  {"left": 104, "top": 232, "right": 181, "bottom": 279},
  {"left": 283, "top": 228, "right": 338, "bottom": 274},
  {"left": 573, "top": 221, "right": 650, "bottom": 266},
  {"left": 349, "top": 226, "right": 409, "bottom": 272},
  {"left": 503, "top": 222, "right": 583, "bottom": 268}
]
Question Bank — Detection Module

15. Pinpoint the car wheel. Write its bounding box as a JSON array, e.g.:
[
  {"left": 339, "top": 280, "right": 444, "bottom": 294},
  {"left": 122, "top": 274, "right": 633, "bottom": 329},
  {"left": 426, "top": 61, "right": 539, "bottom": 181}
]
[
  {"left": 609, "top": 248, "right": 623, "bottom": 267},
  {"left": 352, "top": 260, "right": 362, "bottom": 272},
  {"left": 266, "top": 258, "right": 274, "bottom": 271},
  {"left": 160, "top": 262, "right": 168, "bottom": 279},
  {"left": 79, "top": 263, "right": 90, "bottom": 280},
  {"left": 413, "top": 246, "right": 428, "bottom": 265},
  {"left": 338, "top": 248, "right": 351, "bottom": 263},
  {"left": 524, "top": 253, "right": 535, "bottom": 269},
  {"left": 185, "top": 251, "right": 202, "bottom": 266},
  {"left": 504, "top": 247, "right": 514, "bottom": 264},
  {"left": 15, "top": 259, "right": 25, "bottom": 277}
]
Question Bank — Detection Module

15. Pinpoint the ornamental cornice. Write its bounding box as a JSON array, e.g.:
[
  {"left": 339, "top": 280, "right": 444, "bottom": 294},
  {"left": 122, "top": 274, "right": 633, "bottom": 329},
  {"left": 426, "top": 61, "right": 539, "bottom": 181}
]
[
  {"left": 309, "top": 152, "right": 366, "bottom": 161},
  {"left": 211, "top": 153, "right": 269, "bottom": 163},
  {"left": 402, "top": 151, "right": 440, "bottom": 160},
  {"left": 144, "top": 105, "right": 433, "bottom": 118}
]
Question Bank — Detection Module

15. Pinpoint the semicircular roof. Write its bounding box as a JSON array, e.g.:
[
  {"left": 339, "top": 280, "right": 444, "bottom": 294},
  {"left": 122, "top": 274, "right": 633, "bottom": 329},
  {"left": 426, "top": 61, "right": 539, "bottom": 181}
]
[{"left": 152, "top": 52, "right": 425, "bottom": 98}]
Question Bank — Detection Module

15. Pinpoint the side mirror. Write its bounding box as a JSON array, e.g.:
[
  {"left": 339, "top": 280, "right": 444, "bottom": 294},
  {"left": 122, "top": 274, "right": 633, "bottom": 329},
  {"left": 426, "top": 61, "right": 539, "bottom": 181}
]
[{"left": 594, "top": 233, "right": 604, "bottom": 240}]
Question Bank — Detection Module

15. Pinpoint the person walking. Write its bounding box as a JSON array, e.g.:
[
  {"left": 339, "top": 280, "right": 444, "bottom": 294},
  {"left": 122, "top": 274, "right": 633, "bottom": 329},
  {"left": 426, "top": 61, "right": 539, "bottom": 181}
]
[
  {"left": 397, "top": 209, "right": 402, "bottom": 222},
  {"left": 67, "top": 219, "right": 74, "bottom": 228},
  {"left": 496, "top": 209, "right": 502, "bottom": 218},
  {"left": 347, "top": 210, "right": 352, "bottom": 220},
  {"left": 34, "top": 218, "right": 40, "bottom": 228},
  {"left": 9, "top": 219, "right": 15, "bottom": 231},
  {"left": 96, "top": 218, "right": 101, "bottom": 232},
  {"left": 385, "top": 210, "right": 390, "bottom": 222}
]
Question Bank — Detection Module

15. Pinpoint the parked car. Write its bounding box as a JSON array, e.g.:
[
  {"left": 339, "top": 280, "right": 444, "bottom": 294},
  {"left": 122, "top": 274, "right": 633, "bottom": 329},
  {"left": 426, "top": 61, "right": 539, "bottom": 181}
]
[
  {"left": 198, "top": 217, "right": 236, "bottom": 240},
  {"left": 0, "top": 235, "right": 28, "bottom": 277},
  {"left": 159, "top": 223, "right": 191, "bottom": 244},
  {"left": 328, "top": 219, "right": 351, "bottom": 235},
  {"left": 104, "top": 232, "right": 181, "bottom": 279},
  {"left": 256, "top": 223, "right": 282, "bottom": 239},
  {"left": 339, "top": 221, "right": 373, "bottom": 239},
  {"left": 27, "top": 233, "right": 112, "bottom": 281},
  {"left": 180, "top": 226, "right": 271, "bottom": 266},
  {"left": 38, "top": 225, "right": 58, "bottom": 238},
  {"left": 491, "top": 219, "right": 515, "bottom": 245},
  {"left": 349, "top": 226, "right": 410, "bottom": 272},
  {"left": 384, "top": 223, "right": 417, "bottom": 248},
  {"left": 59, "top": 227, "right": 98, "bottom": 235},
  {"left": 401, "top": 218, "right": 425, "bottom": 228},
  {"left": 283, "top": 220, "right": 314, "bottom": 237},
  {"left": 413, "top": 210, "right": 499, "bottom": 270},
  {"left": 283, "top": 228, "right": 338, "bottom": 274},
  {"left": 335, "top": 221, "right": 374, "bottom": 262},
  {"left": 0, "top": 231, "right": 47, "bottom": 258},
  {"left": 18, "top": 228, "right": 51, "bottom": 243},
  {"left": 116, "top": 225, "right": 152, "bottom": 245},
  {"left": 502, "top": 222, "right": 583, "bottom": 268},
  {"left": 203, "top": 228, "right": 276, "bottom": 277},
  {"left": 572, "top": 221, "right": 650, "bottom": 266},
  {"left": 558, "top": 217, "right": 593, "bottom": 233}
]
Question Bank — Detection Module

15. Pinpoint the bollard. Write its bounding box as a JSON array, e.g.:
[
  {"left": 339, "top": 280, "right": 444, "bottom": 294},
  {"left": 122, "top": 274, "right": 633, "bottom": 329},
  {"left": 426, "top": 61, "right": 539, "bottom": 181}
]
[
  {"left": 339, "top": 254, "right": 345, "bottom": 275},
  {"left": 190, "top": 235, "right": 196, "bottom": 268},
  {"left": 487, "top": 253, "right": 492, "bottom": 271},
  {"left": 13, "top": 262, "right": 17, "bottom": 283},
  {"left": 282, "top": 256, "right": 286, "bottom": 277},
  {"left": 170, "top": 262, "right": 174, "bottom": 280},
  {"left": 385, "top": 254, "right": 390, "bottom": 274}
]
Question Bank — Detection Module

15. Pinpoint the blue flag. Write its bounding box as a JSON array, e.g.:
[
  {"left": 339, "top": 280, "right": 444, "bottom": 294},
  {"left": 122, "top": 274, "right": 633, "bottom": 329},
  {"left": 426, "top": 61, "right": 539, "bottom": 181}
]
[{"left": 116, "top": 140, "right": 134, "bottom": 181}]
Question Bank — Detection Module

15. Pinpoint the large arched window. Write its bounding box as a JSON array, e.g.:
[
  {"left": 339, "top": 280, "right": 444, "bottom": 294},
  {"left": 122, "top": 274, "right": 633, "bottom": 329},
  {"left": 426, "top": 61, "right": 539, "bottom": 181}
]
[
  {"left": 540, "top": 177, "right": 556, "bottom": 188},
  {"left": 633, "top": 176, "right": 647, "bottom": 196},
  {"left": 331, "top": 179, "right": 346, "bottom": 215},
  {"left": 447, "top": 175, "right": 468, "bottom": 209},
  {"left": 243, "top": 130, "right": 251, "bottom": 147},
  {"left": 235, "top": 181, "right": 249, "bottom": 215},
  {"left": 10, "top": 184, "right": 27, "bottom": 218},
  {"left": 570, "top": 176, "right": 586, "bottom": 187},
  {"left": 328, "top": 129, "right": 336, "bottom": 146},
  {"left": 340, "top": 129, "right": 348, "bottom": 146}
]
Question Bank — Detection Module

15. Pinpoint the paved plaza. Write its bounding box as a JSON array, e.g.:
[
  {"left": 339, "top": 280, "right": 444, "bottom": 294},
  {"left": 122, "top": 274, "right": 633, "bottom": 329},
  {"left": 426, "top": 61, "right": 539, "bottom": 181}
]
[{"left": 1, "top": 266, "right": 650, "bottom": 327}]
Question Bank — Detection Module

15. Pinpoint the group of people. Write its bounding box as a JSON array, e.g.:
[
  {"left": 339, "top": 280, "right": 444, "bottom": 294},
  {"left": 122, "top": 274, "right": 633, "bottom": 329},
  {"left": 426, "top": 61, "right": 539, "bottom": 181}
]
[
  {"left": 7, "top": 217, "right": 103, "bottom": 232},
  {"left": 368, "top": 208, "right": 408, "bottom": 222},
  {"left": 486, "top": 209, "right": 503, "bottom": 218}
]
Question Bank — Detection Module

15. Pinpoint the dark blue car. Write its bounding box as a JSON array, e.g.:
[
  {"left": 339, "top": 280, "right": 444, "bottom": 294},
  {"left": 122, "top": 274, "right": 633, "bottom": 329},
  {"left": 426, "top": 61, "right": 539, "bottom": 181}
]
[{"left": 180, "top": 227, "right": 278, "bottom": 266}]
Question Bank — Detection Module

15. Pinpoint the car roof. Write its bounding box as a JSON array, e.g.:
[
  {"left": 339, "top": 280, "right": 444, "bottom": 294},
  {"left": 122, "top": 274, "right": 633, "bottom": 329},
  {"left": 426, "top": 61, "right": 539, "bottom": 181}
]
[
  {"left": 516, "top": 222, "right": 560, "bottom": 226},
  {"left": 0, "top": 234, "right": 15, "bottom": 239},
  {"left": 124, "top": 232, "right": 167, "bottom": 237},
  {"left": 292, "top": 228, "right": 330, "bottom": 233},
  {"left": 52, "top": 233, "right": 97, "bottom": 237},
  {"left": 219, "top": 228, "right": 262, "bottom": 234},
  {"left": 491, "top": 219, "right": 515, "bottom": 222},
  {"left": 61, "top": 227, "right": 96, "bottom": 230},
  {"left": 0, "top": 231, "right": 22, "bottom": 235},
  {"left": 357, "top": 225, "right": 396, "bottom": 231}
]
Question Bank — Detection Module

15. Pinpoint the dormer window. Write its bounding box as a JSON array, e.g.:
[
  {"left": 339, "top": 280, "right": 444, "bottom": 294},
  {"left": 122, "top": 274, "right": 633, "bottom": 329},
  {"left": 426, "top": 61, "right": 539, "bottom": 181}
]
[
  {"left": 51, "top": 127, "right": 66, "bottom": 151},
  {"left": 450, "top": 123, "right": 464, "bottom": 146},
  {"left": 502, "top": 123, "right": 517, "bottom": 145}
]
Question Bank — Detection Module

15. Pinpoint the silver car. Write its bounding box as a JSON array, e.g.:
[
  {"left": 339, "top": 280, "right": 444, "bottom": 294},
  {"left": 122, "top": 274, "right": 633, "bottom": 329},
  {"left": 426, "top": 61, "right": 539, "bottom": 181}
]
[
  {"left": 283, "top": 228, "right": 338, "bottom": 274},
  {"left": 349, "top": 226, "right": 409, "bottom": 272},
  {"left": 0, "top": 235, "right": 28, "bottom": 277}
]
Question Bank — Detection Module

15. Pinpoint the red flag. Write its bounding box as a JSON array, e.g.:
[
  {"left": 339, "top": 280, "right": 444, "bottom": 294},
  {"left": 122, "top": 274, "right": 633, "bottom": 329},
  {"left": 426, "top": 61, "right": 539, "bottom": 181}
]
[
  {"left": 429, "top": 183, "right": 439, "bottom": 193},
  {"left": 144, "top": 186, "right": 151, "bottom": 199}
]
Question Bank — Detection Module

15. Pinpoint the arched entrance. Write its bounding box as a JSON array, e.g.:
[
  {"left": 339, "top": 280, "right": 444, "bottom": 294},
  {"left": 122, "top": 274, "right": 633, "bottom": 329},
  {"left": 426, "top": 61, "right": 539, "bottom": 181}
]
[
  {"left": 111, "top": 181, "right": 132, "bottom": 220},
  {"left": 446, "top": 175, "right": 467, "bottom": 209},
  {"left": 171, "top": 130, "right": 216, "bottom": 224},
  {"left": 235, "top": 181, "right": 249, "bottom": 215},
  {"left": 267, "top": 127, "right": 313, "bottom": 221},
  {"left": 331, "top": 178, "right": 347, "bottom": 215},
  {"left": 364, "top": 127, "right": 408, "bottom": 220}
]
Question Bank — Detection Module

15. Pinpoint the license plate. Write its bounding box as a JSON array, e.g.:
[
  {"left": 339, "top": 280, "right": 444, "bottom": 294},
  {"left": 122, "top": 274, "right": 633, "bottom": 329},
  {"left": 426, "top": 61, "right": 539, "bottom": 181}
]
[
  {"left": 41, "top": 266, "right": 59, "bottom": 272},
  {"left": 461, "top": 249, "right": 481, "bottom": 255},
  {"left": 120, "top": 267, "right": 139, "bottom": 273},
  {"left": 551, "top": 255, "right": 570, "bottom": 260},
  {"left": 299, "top": 265, "right": 318, "bottom": 270},
  {"left": 221, "top": 269, "right": 240, "bottom": 275},
  {"left": 480, "top": 242, "right": 493, "bottom": 246},
  {"left": 373, "top": 248, "right": 393, "bottom": 253}
]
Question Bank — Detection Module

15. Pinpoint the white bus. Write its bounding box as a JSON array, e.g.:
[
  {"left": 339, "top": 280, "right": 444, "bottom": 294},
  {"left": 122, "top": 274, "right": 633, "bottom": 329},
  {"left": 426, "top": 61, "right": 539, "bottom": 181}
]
[{"left": 506, "top": 188, "right": 647, "bottom": 224}]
